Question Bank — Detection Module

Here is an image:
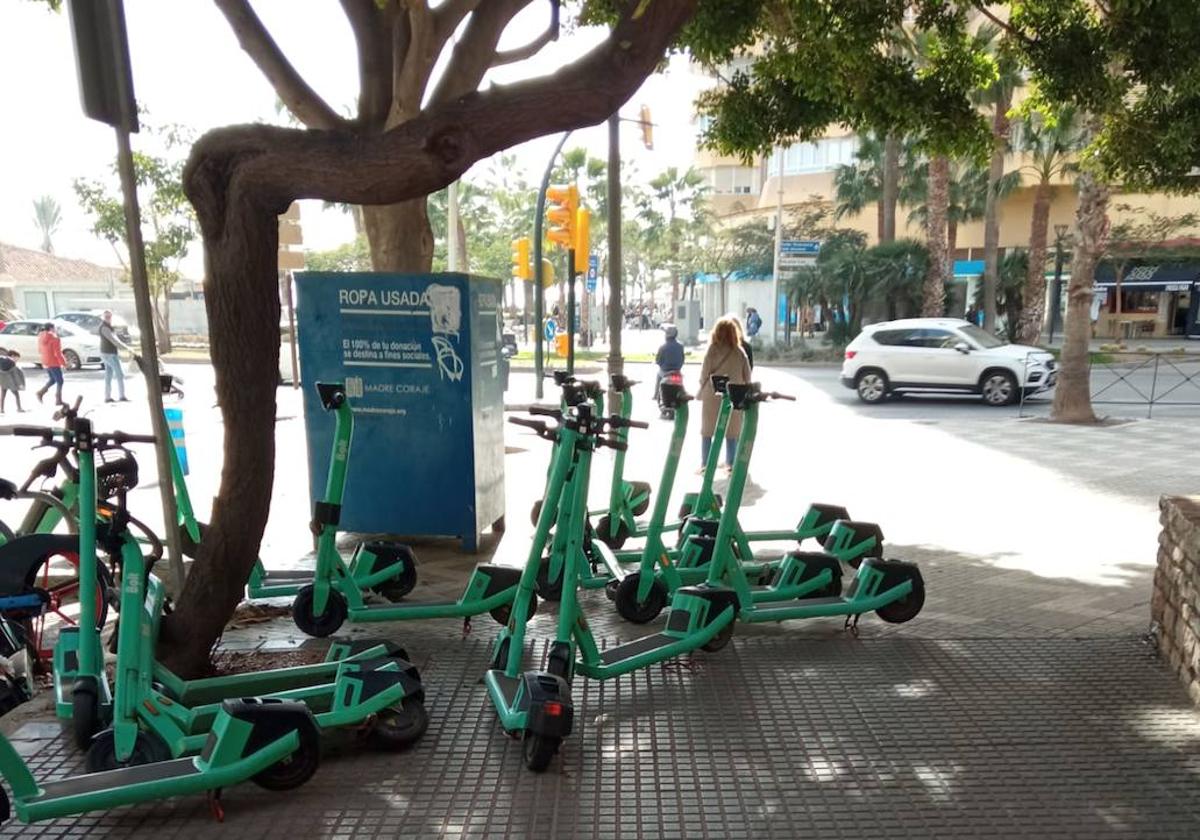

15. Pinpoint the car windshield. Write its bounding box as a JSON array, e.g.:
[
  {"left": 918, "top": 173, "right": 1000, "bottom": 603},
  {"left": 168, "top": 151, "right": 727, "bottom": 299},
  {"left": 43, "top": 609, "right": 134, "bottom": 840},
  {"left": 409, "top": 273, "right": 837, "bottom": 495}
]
[{"left": 958, "top": 324, "right": 1007, "bottom": 349}]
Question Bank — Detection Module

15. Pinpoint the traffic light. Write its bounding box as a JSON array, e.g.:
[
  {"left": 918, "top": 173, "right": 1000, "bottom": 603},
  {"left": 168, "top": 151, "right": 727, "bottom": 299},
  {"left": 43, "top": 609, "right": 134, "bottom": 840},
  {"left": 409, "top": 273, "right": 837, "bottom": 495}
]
[
  {"left": 573, "top": 208, "right": 590, "bottom": 273},
  {"left": 639, "top": 104, "right": 653, "bottom": 150},
  {"left": 511, "top": 237, "right": 531, "bottom": 280},
  {"left": 545, "top": 184, "right": 579, "bottom": 249},
  {"left": 540, "top": 257, "right": 556, "bottom": 288}
]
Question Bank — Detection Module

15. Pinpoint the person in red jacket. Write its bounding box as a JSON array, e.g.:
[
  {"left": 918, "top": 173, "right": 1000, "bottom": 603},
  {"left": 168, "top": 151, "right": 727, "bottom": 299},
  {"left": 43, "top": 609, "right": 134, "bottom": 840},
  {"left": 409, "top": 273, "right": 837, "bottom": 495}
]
[{"left": 36, "top": 322, "right": 67, "bottom": 405}]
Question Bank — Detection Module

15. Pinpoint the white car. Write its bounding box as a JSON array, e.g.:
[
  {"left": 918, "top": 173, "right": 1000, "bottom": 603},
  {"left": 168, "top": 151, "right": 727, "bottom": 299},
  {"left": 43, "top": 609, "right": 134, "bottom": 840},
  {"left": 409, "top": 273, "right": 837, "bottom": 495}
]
[
  {"left": 840, "top": 318, "right": 1057, "bottom": 406},
  {"left": 0, "top": 319, "right": 104, "bottom": 370}
]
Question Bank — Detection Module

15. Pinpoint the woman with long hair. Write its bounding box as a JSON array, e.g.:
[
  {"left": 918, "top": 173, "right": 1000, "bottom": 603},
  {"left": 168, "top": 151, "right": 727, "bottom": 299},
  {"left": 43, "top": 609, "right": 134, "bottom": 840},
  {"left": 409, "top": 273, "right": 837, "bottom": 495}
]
[{"left": 697, "top": 316, "right": 752, "bottom": 472}]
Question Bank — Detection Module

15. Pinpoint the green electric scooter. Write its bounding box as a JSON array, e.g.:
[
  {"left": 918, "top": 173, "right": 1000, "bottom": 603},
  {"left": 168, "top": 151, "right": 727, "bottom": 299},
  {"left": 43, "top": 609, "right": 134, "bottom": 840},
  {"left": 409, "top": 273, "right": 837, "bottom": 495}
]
[
  {"left": 83, "top": 470, "right": 427, "bottom": 773},
  {"left": 486, "top": 390, "right": 738, "bottom": 772},
  {"left": 590, "top": 374, "right": 651, "bottom": 548},
  {"left": 676, "top": 382, "right": 925, "bottom": 631},
  {"left": 0, "top": 611, "right": 322, "bottom": 822},
  {"left": 291, "top": 383, "right": 531, "bottom": 638}
]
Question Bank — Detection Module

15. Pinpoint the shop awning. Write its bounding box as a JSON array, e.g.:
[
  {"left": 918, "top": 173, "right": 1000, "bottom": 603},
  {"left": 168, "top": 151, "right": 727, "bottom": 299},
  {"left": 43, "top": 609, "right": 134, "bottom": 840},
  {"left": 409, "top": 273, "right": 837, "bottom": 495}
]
[{"left": 1094, "top": 262, "right": 1199, "bottom": 291}]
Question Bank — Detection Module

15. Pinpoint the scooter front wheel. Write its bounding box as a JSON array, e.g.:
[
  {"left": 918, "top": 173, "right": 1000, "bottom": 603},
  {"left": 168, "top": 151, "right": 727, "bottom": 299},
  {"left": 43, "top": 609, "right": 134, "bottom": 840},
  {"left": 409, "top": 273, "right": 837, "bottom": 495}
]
[
  {"left": 292, "top": 586, "right": 348, "bottom": 638},
  {"left": 85, "top": 728, "right": 171, "bottom": 772},
  {"left": 523, "top": 730, "right": 560, "bottom": 772},
  {"left": 369, "top": 698, "right": 429, "bottom": 750},
  {"left": 613, "top": 574, "right": 667, "bottom": 624},
  {"left": 71, "top": 678, "right": 101, "bottom": 751},
  {"left": 595, "top": 515, "right": 629, "bottom": 550},
  {"left": 700, "top": 620, "right": 734, "bottom": 653},
  {"left": 490, "top": 594, "right": 538, "bottom": 627}
]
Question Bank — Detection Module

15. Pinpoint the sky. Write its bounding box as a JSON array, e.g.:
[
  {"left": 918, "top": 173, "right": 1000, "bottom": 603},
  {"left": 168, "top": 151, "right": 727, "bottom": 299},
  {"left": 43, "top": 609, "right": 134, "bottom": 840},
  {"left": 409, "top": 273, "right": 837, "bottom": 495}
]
[{"left": 0, "top": 1, "right": 709, "bottom": 277}]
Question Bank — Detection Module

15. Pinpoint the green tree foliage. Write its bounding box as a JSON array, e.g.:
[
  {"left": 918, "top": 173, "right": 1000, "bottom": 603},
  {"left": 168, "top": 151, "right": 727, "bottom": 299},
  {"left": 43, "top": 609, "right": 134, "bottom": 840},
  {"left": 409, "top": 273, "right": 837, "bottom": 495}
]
[
  {"left": 701, "top": 221, "right": 775, "bottom": 312},
  {"left": 74, "top": 124, "right": 196, "bottom": 352},
  {"left": 306, "top": 237, "right": 371, "bottom": 273}
]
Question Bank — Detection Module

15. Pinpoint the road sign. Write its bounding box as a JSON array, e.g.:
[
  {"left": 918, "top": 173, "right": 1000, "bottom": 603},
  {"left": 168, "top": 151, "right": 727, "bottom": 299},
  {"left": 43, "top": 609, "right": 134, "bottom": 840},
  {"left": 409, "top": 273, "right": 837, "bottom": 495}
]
[
  {"left": 781, "top": 239, "right": 821, "bottom": 256},
  {"left": 779, "top": 255, "right": 817, "bottom": 269},
  {"left": 586, "top": 254, "right": 598, "bottom": 293}
]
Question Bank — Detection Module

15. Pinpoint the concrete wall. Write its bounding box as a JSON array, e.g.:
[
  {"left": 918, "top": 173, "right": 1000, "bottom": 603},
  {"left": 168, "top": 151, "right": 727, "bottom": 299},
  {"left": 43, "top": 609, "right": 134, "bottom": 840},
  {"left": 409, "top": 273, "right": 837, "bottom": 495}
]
[
  {"left": 1153, "top": 496, "right": 1200, "bottom": 706},
  {"left": 698, "top": 277, "right": 776, "bottom": 334}
]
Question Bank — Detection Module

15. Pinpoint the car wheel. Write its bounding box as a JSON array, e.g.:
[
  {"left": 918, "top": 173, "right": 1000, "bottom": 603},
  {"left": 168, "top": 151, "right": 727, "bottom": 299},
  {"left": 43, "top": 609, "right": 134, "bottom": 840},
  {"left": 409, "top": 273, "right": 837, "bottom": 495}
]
[
  {"left": 63, "top": 350, "right": 81, "bottom": 371},
  {"left": 854, "top": 370, "right": 889, "bottom": 404},
  {"left": 980, "top": 370, "right": 1017, "bottom": 406}
]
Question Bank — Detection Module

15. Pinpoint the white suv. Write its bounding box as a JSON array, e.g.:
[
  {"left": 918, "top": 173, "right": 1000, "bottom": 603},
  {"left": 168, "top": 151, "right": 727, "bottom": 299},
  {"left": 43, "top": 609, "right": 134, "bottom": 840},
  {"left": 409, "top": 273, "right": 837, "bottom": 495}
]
[{"left": 840, "top": 318, "right": 1057, "bottom": 406}]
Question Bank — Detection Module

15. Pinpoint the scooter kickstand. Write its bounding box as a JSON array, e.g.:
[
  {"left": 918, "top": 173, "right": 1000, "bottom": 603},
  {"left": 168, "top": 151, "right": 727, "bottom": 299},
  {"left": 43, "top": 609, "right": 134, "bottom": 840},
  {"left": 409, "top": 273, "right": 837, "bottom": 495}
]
[
  {"left": 207, "top": 789, "right": 225, "bottom": 823},
  {"left": 843, "top": 614, "right": 861, "bottom": 635},
  {"left": 462, "top": 616, "right": 472, "bottom": 637}
]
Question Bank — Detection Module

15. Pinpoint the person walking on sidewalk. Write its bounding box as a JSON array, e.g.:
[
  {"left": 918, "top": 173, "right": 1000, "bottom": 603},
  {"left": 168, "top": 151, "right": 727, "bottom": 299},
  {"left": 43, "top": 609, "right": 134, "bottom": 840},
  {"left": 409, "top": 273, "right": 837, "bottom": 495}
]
[
  {"left": 697, "top": 316, "right": 752, "bottom": 474},
  {"left": 35, "top": 323, "right": 66, "bottom": 406},
  {"left": 0, "top": 348, "right": 26, "bottom": 413},
  {"left": 98, "top": 310, "right": 132, "bottom": 403}
]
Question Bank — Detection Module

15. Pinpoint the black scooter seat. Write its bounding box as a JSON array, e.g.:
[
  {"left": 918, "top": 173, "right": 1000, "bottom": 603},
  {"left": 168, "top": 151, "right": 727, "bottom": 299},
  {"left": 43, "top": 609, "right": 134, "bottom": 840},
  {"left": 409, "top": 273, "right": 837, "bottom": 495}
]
[{"left": 34, "top": 757, "right": 200, "bottom": 800}]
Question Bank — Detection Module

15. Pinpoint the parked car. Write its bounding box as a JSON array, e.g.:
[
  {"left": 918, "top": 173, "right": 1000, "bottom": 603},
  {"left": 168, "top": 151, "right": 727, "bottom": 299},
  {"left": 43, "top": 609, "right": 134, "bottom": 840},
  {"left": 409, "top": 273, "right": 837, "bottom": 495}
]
[
  {"left": 53, "top": 309, "right": 139, "bottom": 345},
  {"left": 0, "top": 319, "right": 103, "bottom": 370},
  {"left": 840, "top": 318, "right": 1057, "bottom": 406}
]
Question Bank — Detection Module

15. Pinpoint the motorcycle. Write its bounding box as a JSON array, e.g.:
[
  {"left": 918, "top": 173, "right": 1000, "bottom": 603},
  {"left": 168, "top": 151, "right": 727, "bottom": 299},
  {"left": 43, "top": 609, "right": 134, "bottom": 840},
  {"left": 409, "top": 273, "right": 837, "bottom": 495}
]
[{"left": 656, "top": 370, "right": 684, "bottom": 420}]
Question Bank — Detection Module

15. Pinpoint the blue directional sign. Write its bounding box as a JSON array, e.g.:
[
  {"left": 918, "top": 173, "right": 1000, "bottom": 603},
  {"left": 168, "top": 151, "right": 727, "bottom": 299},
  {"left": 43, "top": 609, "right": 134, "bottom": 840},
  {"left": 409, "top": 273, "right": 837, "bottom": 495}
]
[
  {"left": 586, "top": 254, "right": 599, "bottom": 293},
  {"left": 781, "top": 239, "right": 821, "bottom": 256}
]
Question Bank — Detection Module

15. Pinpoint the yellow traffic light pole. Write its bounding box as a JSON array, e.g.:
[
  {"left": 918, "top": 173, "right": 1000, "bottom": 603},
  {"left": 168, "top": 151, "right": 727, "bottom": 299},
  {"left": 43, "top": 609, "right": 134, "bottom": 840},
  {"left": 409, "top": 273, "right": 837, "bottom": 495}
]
[{"left": 533, "top": 131, "right": 573, "bottom": 399}]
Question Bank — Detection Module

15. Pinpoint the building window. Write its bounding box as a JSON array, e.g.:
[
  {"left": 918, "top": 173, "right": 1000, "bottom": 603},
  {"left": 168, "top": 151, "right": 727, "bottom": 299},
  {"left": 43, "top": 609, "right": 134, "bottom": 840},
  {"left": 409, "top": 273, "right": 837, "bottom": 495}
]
[
  {"left": 706, "top": 165, "right": 760, "bottom": 196},
  {"left": 768, "top": 136, "right": 861, "bottom": 175},
  {"left": 1113, "top": 290, "right": 1160, "bottom": 314}
]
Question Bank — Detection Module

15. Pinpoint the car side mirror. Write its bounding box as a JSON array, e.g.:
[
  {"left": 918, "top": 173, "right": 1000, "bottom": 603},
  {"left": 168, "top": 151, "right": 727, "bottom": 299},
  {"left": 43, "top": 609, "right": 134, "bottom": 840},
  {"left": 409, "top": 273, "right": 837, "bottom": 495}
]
[{"left": 954, "top": 342, "right": 971, "bottom": 354}]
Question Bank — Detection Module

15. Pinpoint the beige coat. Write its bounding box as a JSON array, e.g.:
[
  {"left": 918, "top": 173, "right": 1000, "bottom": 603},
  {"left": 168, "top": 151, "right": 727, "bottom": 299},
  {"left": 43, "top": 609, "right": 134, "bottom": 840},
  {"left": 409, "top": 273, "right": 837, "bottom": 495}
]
[{"left": 698, "top": 342, "right": 752, "bottom": 438}]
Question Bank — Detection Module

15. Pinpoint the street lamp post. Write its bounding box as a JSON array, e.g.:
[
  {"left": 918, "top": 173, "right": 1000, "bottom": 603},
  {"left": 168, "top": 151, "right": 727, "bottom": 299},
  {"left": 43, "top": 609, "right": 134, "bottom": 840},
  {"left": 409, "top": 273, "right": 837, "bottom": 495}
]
[{"left": 1048, "top": 223, "right": 1069, "bottom": 344}]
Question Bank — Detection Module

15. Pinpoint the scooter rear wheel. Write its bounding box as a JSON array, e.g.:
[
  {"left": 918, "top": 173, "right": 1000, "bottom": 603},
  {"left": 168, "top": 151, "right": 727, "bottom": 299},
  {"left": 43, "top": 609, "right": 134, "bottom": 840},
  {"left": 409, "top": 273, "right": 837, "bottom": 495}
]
[
  {"left": 85, "top": 728, "right": 171, "bottom": 772},
  {"left": 369, "top": 698, "right": 429, "bottom": 750},
  {"left": 535, "top": 560, "right": 563, "bottom": 601},
  {"left": 875, "top": 574, "right": 925, "bottom": 624},
  {"left": 253, "top": 725, "right": 321, "bottom": 791},
  {"left": 523, "top": 731, "right": 560, "bottom": 773},
  {"left": 292, "top": 586, "right": 348, "bottom": 638},
  {"left": 614, "top": 574, "right": 667, "bottom": 624},
  {"left": 529, "top": 500, "right": 557, "bottom": 528}
]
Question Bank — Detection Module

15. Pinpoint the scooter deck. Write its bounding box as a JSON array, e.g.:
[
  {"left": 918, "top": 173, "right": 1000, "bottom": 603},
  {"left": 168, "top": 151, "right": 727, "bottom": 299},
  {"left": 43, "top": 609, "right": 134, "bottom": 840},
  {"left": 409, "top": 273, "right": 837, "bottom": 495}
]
[{"left": 35, "top": 756, "right": 200, "bottom": 798}]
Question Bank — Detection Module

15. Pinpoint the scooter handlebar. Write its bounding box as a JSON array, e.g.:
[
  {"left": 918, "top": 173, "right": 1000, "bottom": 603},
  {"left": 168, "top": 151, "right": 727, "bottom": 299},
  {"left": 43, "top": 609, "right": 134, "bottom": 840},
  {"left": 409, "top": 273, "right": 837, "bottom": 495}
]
[
  {"left": 762, "top": 391, "right": 796, "bottom": 402},
  {"left": 98, "top": 431, "right": 157, "bottom": 446},
  {"left": 528, "top": 405, "right": 563, "bottom": 419},
  {"left": 1, "top": 425, "right": 56, "bottom": 438},
  {"left": 598, "top": 437, "right": 627, "bottom": 451},
  {"left": 606, "top": 416, "right": 649, "bottom": 430}
]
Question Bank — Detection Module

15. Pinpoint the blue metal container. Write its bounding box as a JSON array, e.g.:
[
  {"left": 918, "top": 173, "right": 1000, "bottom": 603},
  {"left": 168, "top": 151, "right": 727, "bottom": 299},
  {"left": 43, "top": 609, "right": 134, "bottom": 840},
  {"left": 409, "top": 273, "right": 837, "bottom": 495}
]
[{"left": 295, "top": 272, "right": 505, "bottom": 550}]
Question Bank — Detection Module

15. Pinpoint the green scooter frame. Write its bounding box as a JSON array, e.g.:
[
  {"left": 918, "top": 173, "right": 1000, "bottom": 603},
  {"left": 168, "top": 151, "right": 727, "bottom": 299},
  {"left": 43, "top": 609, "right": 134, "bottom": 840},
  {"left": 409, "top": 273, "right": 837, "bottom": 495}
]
[
  {"left": 486, "top": 395, "right": 738, "bottom": 772},
  {"left": 86, "top": 512, "right": 427, "bottom": 772},
  {"left": 681, "top": 382, "right": 925, "bottom": 630},
  {"left": 590, "top": 375, "right": 651, "bottom": 549},
  {"left": 0, "top": 636, "right": 322, "bottom": 824},
  {"left": 291, "top": 383, "right": 529, "bottom": 638},
  {"left": 1, "top": 418, "right": 118, "bottom": 751}
]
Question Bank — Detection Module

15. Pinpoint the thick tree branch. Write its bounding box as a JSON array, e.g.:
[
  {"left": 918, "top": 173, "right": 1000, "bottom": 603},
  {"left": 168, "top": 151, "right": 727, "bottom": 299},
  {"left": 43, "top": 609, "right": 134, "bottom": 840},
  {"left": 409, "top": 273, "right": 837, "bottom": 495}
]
[
  {"left": 188, "top": 0, "right": 696, "bottom": 210},
  {"left": 340, "top": 0, "right": 393, "bottom": 129},
  {"left": 970, "top": 2, "right": 1035, "bottom": 48},
  {"left": 434, "top": 0, "right": 483, "bottom": 43},
  {"left": 214, "top": 0, "right": 346, "bottom": 131},
  {"left": 429, "top": 0, "right": 531, "bottom": 107},
  {"left": 490, "top": 12, "right": 558, "bottom": 68}
]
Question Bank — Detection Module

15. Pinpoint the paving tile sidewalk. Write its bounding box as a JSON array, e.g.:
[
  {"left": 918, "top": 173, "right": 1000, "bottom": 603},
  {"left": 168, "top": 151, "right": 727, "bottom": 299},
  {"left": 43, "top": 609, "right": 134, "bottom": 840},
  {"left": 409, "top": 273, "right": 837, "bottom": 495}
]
[{"left": 0, "top": 365, "right": 1196, "bottom": 838}]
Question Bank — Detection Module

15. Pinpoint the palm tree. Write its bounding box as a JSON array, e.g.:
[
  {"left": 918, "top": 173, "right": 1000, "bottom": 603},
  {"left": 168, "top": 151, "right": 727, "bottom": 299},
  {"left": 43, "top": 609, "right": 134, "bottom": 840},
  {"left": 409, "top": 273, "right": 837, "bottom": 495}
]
[
  {"left": 640, "top": 167, "right": 708, "bottom": 308},
  {"left": 32, "top": 196, "right": 61, "bottom": 254},
  {"left": 1013, "top": 106, "right": 1083, "bottom": 344},
  {"left": 833, "top": 133, "right": 885, "bottom": 241},
  {"left": 973, "top": 25, "right": 1024, "bottom": 331}
]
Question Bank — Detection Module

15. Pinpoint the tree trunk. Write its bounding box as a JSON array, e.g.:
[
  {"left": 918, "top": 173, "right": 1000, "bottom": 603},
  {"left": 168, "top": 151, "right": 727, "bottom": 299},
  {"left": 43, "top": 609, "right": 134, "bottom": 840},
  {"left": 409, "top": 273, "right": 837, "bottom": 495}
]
[
  {"left": 362, "top": 200, "right": 434, "bottom": 272},
  {"left": 152, "top": 294, "right": 172, "bottom": 354},
  {"left": 1051, "top": 172, "right": 1108, "bottom": 424},
  {"left": 158, "top": 198, "right": 281, "bottom": 676},
  {"left": 882, "top": 134, "right": 900, "bottom": 243},
  {"left": 876, "top": 195, "right": 885, "bottom": 242},
  {"left": 982, "top": 94, "right": 1011, "bottom": 332},
  {"left": 1016, "top": 180, "right": 1052, "bottom": 344},
  {"left": 165, "top": 0, "right": 696, "bottom": 676},
  {"left": 922, "top": 155, "right": 950, "bottom": 317}
]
